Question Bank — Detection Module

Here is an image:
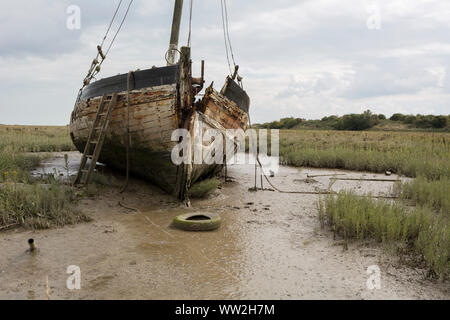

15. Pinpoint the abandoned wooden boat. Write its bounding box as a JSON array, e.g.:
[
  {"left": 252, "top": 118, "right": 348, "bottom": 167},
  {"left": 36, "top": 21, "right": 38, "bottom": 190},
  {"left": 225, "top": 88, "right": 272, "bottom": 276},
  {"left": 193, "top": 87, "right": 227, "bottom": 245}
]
[{"left": 70, "top": 0, "right": 250, "bottom": 199}]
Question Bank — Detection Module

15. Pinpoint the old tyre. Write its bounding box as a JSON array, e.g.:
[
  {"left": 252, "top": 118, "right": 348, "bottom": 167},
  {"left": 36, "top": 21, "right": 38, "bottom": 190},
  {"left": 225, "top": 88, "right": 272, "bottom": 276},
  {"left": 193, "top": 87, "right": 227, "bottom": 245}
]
[{"left": 173, "top": 212, "right": 221, "bottom": 231}]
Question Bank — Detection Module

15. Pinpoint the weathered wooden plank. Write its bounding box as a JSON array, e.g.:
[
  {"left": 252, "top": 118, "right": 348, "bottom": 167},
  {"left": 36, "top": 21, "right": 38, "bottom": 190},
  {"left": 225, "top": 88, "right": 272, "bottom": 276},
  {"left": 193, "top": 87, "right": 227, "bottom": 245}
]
[
  {"left": 78, "top": 97, "right": 176, "bottom": 119},
  {"left": 108, "top": 111, "right": 175, "bottom": 128},
  {"left": 200, "top": 87, "right": 249, "bottom": 131}
]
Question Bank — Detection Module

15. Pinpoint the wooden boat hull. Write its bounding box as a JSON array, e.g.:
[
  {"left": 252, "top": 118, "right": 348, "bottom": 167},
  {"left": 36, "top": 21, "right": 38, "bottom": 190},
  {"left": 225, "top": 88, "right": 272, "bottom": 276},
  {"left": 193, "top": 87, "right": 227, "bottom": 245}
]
[{"left": 70, "top": 53, "right": 249, "bottom": 199}]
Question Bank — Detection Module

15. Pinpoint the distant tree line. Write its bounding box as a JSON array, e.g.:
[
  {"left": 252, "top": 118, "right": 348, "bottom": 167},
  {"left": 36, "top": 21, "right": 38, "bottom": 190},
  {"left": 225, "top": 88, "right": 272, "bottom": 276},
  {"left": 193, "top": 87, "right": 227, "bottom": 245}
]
[
  {"left": 256, "top": 111, "right": 449, "bottom": 131},
  {"left": 257, "top": 117, "right": 305, "bottom": 130},
  {"left": 389, "top": 113, "right": 448, "bottom": 129}
]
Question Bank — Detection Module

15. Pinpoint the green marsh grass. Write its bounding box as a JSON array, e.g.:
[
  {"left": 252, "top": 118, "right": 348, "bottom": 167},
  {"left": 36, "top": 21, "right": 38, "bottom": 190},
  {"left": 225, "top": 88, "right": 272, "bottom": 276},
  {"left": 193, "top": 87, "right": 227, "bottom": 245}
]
[
  {"left": 318, "top": 191, "right": 449, "bottom": 279},
  {"left": 0, "top": 125, "right": 75, "bottom": 152},
  {"left": 0, "top": 125, "right": 83, "bottom": 229},
  {"left": 0, "top": 182, "right": 90, "bottom": 229},
  {"left": 276, "top": 129, "right": 449, "bottom": 278},
  {"left": 393, "top": 177, "right": 449, "bottom": 214},
  {"left": 279, "top": 130, "right": 449, "bottom": 179}
]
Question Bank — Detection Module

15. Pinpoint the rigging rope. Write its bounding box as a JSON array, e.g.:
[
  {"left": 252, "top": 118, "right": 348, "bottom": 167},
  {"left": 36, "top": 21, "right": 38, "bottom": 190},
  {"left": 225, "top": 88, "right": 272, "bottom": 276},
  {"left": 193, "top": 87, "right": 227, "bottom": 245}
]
[
  {"left": 223, "top": 0, "right": 237, "bottom": 68},
  {"left": 101, "top": 0, "right": 124, "bottom": 48},
  {"left": 79, "top": 0, "right": 134, "bottom": 92},
  {"left": 220, "top": 0, "right": 243, "bottom": 88},
  {"left": 104, "top": 0, "right": 134, "bottom": 58},
  {"left": 220, "top": 0, "right": 233, "bottom": 75}
]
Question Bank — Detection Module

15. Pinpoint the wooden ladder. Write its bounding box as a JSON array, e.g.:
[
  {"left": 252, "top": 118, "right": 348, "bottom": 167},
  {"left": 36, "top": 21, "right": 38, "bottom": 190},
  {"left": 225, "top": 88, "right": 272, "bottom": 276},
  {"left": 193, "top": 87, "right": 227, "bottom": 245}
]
[{"left": 74, "top": 93, "right": 118, "bottom": 186}]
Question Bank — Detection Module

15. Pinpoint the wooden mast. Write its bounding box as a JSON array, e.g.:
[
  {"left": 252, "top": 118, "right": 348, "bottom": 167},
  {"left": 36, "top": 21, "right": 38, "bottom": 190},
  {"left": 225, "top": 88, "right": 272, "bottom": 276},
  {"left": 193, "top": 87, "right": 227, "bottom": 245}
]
[{"left": 167, "top": 0, "right": 184, "bottom": 66}]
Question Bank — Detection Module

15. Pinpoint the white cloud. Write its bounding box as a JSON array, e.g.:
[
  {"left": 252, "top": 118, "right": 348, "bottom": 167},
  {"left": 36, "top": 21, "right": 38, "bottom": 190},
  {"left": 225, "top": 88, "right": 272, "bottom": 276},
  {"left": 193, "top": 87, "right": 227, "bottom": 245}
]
[{"left": 0, "top": 0, "right": 449, "bottom": 125}]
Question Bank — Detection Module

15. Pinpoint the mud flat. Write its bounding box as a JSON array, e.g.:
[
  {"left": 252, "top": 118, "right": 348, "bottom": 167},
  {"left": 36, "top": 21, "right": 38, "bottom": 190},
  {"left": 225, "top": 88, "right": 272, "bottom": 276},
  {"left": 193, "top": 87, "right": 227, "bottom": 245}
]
[{"left": 0, "top": 153, "right": 448, "bottom": 299}]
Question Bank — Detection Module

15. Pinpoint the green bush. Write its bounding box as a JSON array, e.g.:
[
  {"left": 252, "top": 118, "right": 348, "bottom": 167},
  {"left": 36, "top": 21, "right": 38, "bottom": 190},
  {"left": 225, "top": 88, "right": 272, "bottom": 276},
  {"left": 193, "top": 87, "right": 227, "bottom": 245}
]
[
  {"left": 259, "top": 117, "right": 304, "bottom": 129},
  {"left": 388, "top": 114, "right": 449, "bottom": 129},
  {"left": 390, "top": 113, "right": 405, "bottom": 121},
  {"left": 432, "top": 116, "right": 447, "bottom": 129},
  {"left": 334, "top": 110, "right": 380, "bottom": 131}
]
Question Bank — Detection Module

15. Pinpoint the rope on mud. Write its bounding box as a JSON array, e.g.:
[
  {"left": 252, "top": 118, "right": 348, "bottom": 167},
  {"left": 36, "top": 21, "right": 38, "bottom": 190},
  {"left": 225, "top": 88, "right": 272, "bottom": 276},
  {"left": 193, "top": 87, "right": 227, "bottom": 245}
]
[
  {"left": 117, "top": 201, "right": 238, "bottom": 279},
  {"left": 332, "top": 177, "right": 401, "bottom": 183},
  {"left": 247, "top": 113, "right": 322, "bottom": 195},
  {"left": 118, "top": 200, "right": 139, "bottom": 212},
  {"left": 252, "top": 152, "right": 399, "bottom": 199},
  {"left": 307, "top": 173, "right": 346, "bottom": 178},
  {"left": 119, "top": 201, "right": 176, "bottom": 238}
]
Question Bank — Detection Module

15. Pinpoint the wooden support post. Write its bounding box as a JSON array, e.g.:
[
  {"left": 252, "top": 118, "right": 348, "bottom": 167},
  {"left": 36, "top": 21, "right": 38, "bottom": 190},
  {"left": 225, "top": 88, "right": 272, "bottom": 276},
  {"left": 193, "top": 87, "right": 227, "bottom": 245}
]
[
  {"left": 232, "top": 65, "right": 239, "bottom": 80},
  {"left": 175, "top": 46, "right": 193, "bottom": 200},
  {"left": 179, "top": 46, "right": 192, "bottom": 114}
]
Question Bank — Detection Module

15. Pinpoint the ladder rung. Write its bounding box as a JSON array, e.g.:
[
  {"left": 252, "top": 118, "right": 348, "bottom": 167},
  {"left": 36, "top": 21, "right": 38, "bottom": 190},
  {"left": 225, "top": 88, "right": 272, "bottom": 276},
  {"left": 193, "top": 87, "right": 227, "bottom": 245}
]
[{"left": 74, "top": 93, "right": 116, "bottom": 187}]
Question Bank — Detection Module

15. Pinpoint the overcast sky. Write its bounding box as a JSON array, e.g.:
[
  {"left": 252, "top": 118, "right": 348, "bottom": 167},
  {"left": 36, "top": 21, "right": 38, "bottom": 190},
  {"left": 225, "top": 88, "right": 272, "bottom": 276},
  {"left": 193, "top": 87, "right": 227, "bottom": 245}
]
[{"left": 0, "top": 0, "right": 449, "bottom": 125}]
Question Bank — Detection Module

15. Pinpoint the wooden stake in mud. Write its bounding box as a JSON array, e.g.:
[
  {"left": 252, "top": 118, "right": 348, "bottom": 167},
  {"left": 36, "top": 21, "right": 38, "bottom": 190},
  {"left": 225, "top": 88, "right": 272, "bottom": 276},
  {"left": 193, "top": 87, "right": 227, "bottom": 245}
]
[
  {"left": 224, "top": 153, "right": 228, "bottom": 182},
  {"left": 254, "top": 158, "right": 257, "bottom": 190},
  {"left": 260, "top": 168, "right": 263, "bottom": 190}
]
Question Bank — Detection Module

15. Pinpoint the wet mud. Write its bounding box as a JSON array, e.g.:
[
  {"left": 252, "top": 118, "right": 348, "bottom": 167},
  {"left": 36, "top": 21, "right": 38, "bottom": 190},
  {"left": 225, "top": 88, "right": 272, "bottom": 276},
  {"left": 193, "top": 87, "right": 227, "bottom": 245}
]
[{"left": 0, "top": 152, "right": 448, "bottom": 299}]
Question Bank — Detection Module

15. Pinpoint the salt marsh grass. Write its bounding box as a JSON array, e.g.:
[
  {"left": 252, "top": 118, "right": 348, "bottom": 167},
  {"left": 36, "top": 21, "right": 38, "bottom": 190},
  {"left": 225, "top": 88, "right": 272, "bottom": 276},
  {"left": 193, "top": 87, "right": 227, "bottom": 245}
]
[
  {"left": 318, "top": 192, "right": 449, "bottom": 279},
  {"left": 0, "top": 125, "right": 82, "bottom": 229},
  {"left": 0, "top": 125, "right": 75, "bottom": 152},
  {"left": 284, "top": 129, "right": 450, "bottom": 279},
  {"left": 0, "top": 182, "right": 89, "bottom": 229},
  {"left": 279, "top": 130, "right": 449, "bottom": 179},
  {"left": 393, "top": 177, "right": 449, "bottom": 215}
]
